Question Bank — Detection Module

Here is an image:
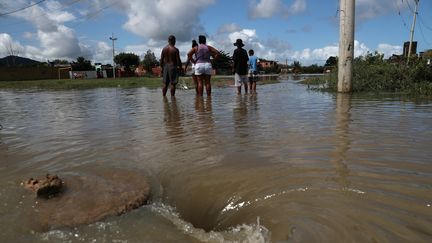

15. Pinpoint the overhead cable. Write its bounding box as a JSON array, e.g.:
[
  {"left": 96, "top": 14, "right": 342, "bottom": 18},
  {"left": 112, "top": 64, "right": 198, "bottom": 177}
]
[{"left": 0, "top": 0, "right": 47, "bottom": 17}]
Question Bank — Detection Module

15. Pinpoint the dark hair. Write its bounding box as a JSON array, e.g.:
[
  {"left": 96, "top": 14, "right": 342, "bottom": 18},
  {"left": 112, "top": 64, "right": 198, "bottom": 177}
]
[
  {"left": 192, "top": 40, "right": 198, "bottom": 47},
  {"left": 198, "top": 35, "right": 206, "bottom": 44},
  {"left": 249, "top": 49, "right": 254, "bottom": 55},
  {"left": 168, "top": 35, "right": 176, "bottom": 45}
]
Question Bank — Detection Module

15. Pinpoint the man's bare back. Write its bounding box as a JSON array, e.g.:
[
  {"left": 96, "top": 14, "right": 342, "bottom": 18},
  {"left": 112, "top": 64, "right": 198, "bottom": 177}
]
[
  {"left": 161, "top": 45, "right": 181, "bottom": 67},
  {"left": 160, "top": 35, "right": 182, "bottom": 97}
]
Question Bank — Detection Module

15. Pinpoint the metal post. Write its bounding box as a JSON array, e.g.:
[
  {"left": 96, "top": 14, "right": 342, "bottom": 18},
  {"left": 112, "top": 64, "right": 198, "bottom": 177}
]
[
  {"left": 338, "top": 0, "right": 355, "bottom": 93},
  {"left": 407, "top": 0, "right": 419, "bottom": 65},
  {"left": 109, "top": 33, "right": 117, "bottom": 78}
]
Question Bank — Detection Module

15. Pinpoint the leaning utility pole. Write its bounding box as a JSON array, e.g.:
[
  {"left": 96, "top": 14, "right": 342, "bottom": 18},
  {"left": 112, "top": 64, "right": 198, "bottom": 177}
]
[
  {"left": 407, "top": 0, "right": 419, "bottom": 65},
  {"left": 109, "top": 33, "right": 117, "bottom": 79},
  {"left": 338, "top": 0, "right": 355, "bottom": 93}
]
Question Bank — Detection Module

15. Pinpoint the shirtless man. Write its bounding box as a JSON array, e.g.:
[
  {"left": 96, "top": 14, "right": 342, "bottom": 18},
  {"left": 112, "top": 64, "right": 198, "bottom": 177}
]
[{"left": 160, "top": 35, "right": 182, "bottom": 97}]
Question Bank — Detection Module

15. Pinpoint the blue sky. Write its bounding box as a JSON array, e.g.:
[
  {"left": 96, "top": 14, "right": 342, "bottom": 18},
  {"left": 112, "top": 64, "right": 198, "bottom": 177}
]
[{"left": 0, "top": 0, "right": 431, "bottom": 65}]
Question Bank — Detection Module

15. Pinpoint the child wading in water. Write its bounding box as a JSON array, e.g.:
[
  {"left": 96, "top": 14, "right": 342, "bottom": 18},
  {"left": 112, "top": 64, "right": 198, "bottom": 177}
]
[{"left": 248, "top": 49, "right": 259, "bottom": 93}]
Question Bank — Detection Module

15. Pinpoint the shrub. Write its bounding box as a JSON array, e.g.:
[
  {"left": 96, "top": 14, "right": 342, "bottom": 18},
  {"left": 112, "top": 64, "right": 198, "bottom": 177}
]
[{"left": 304, "top": 52, "right": 432, "bottom": 96}]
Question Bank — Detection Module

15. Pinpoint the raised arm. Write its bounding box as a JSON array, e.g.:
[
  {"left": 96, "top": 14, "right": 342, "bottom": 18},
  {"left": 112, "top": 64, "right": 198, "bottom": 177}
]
[
  {"left": 208, "top": 45, "right": 220, "bottom": 59},
  {"left": 187, "top": 47, "right": 197, "bottom": 63}
]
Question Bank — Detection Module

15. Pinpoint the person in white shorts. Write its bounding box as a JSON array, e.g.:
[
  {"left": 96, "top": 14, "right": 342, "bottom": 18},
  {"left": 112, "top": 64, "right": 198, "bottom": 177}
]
[
  {"left": 187, "top": 35, "right": 220, "bottom": 96},
  {"left": 232, "top": 39, "right": 249, "bottom": 94},
  {"left": 184, "top": 40, "right": 198, "bottom": 94}
]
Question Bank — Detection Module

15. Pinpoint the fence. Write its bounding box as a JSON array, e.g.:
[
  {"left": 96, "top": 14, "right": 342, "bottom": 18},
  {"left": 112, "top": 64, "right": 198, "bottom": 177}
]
[{"left": 0, "top": 67, "right": 70, "bottom": 81}]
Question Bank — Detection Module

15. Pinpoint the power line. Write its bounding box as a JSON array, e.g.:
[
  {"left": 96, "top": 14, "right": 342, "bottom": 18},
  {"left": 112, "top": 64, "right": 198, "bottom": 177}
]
[
  {"left": 418, "top": 21, "right": 431, "bottom": 46},
  {"left": 0, "top": 0, "right": 83, "bottom": 27},
  {"left": 406, "top": 0, "right": 414, "bottom": 13},
  {"left": 0, "top": 0, "right": 117, "bottom": 36},
  {"left": 0, "top": 0, "right": 47, "bottom": 17},
  {"left": 393, "top": 0, "right": 410, "bottom": 31},
  {"left": 418, "top": 14, "right": 432, "bottom": 31}
]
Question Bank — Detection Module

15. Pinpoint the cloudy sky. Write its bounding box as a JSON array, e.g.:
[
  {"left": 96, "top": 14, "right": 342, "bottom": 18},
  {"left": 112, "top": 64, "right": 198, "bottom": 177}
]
[{"left": 0, "top": 0, "right": 431, "bottom": 65}]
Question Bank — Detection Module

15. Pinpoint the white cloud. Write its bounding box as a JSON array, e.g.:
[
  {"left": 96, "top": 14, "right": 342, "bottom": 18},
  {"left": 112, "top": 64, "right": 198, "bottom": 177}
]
[
  {"left": 289, "top": 40, "right": 369, "bottom": 65},
  {"left": 249, "top": 0, "right": 306, "bottom": 19},
  {"left": 37, "top": 26, "right": 82, "bottom": 58},
  {"left": 119, "top": 0, "right": 215, "bottom": 41},
  {"left": 228, "top": 29, "right": 258, "bottom": 44},
  {"left": 217, "top": 23, "right": 241, "bottom": 34},
  {"left": 377, "top": 43, "right": 402, "bottom": 57},
  {"left": 92, "top": 41, "right": 114, "bottom": 64},
  {"left": 0, "top": 33, "right": 25, "bottom": 56},
  {"left": 356, "top": 0, "right": 407, "bottom": 22},
  {"left": 0, "top": 0, "right": 93, "bottom": 62}
]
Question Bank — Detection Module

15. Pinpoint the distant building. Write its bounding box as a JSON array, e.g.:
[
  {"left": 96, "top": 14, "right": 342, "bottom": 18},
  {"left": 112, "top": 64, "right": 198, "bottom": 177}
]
[
  {"left": 258, "top": 59, "right": 277, "bottom": 69},
  {"left": 403, "top": 41, "right": 417, "bottom": 57},
  {"left": 388, "top": 54, "right": 404, "bottom": 64}
]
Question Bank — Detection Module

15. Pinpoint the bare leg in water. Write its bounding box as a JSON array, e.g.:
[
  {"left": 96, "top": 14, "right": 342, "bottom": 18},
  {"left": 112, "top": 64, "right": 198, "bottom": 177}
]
[
  {"left": 162, "top": 82, "right": 176, "bottom": 97},
  {"left": 162, "top": 82, "right": 168, "bottom": 96},
  {"left": 192, "top": 74, "right": 198, "bottom": 95},
  {"left": 196, "top": 75, "right": 204, "bottom": 96},
  {"left": 204, "top": 74, "right": 211, "bottom": 96},
  {"left": 170, "top": 83, "right": 176, "bottom": 96}
]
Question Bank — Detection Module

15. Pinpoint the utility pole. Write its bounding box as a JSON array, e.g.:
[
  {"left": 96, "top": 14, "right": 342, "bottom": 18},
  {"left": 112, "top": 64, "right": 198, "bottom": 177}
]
[
  {"left": 407, "top": 0, "right": 419, "bottom": 65},
  {"left": 109, "top": 33, "right": 117, "bottom": 78},
  {"left": 338, "top": 0, "right": 355, "bottom": 93}
]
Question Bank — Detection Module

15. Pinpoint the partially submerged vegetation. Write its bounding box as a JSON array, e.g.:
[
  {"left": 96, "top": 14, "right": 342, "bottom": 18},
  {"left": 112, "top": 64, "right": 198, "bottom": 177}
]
[
  {"left": 0, "top": 76, "right": 278, "bottom": 90},
  {"left": 300, "top": 52, "right": 432, "bottom": 97}
]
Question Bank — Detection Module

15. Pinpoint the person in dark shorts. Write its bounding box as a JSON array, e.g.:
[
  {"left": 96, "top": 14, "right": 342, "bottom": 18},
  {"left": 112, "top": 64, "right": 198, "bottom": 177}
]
[
  {"left": 232, "top": 39, "right": 249, "bottom": 94},
  {"left": 248, "top": 49, "right": 259, "bottom": 93},
  {"left": 160, "top": 35, "right": 182, "bottom": 97}
]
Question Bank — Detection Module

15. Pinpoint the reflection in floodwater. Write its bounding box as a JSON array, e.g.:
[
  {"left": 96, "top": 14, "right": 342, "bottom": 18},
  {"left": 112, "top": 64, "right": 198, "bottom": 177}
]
[
  {"left": 194, "top": 96, "right": 215, "bottom": 136},
  {"left": 332, "top": 93, "right": 352, "bottom": 187},
  {"left": 232, "top": 94, "right": 259, "bottom": 140},
  {"left": 163, "top": 96, "right": 184, "bottom": 138},
  {"left": 0, "top": 83, "right": 432, "bottom": 242},
  {"left": 233, "top": 95, "right": 248, "bottom": 138}
]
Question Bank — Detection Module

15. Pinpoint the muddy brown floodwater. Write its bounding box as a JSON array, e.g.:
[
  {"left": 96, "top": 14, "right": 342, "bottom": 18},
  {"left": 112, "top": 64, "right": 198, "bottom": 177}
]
[{"left": 0, "top": 78, "right": 431, "bottom": 242}]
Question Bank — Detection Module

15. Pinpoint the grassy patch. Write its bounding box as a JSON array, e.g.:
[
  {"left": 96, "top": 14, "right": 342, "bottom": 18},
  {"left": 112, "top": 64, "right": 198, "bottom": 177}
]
[
  {"left": 0, "top": 77, "right": 162, "bottom": 90},
  {"left": 0, "top": 76, "right": 279, "bottom": 90}
]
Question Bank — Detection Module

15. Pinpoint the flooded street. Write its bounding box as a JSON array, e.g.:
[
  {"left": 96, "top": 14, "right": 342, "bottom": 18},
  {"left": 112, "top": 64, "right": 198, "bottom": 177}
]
[{"left": 0, "top": 79, "right": 431, "bottom": 242}]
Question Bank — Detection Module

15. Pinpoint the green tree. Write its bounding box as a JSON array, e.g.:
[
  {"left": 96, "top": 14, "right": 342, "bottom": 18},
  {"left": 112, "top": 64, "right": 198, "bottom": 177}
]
[
  {"left": 424, "top": 50, "right": 432, "bottom": 57},
  {"left": 53, "top": 59, "right": 69, "bottom": 65},
  {"left": 71, "top": 57, "right": 93, "bottom": 71},
  {"left": 114, "top": 52, "right": 140, "bottom": 72},
  {"left": 142, "top": 50, "right": 159, "bottom": 72},
  {"left": 325, "top": 56, "right": 338, "bottom": 67},
  {"left": 211, "top": 50, "right": 232, "bottom": 75},
  {"left": 361, "top": 51, "right": 384, "bottom": 65},
  {"left": 292, "top": 61, "right": 302, "bottom": 73},
  {"left": 303, "top": 64, "right": 324, "bottom": 74}
]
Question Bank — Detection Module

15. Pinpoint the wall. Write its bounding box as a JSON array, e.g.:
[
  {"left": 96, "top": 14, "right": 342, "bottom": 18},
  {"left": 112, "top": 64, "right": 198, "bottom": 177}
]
[
  {"left": 69, "top": 71, "right": 99, "bottom": 79},
  {"left": 0, "top": 67, "right": 70, "bottom": 81}
]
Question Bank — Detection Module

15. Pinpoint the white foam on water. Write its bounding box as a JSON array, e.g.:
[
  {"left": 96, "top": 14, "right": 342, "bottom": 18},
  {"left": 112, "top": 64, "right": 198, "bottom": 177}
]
[
  {"left": 221, "top": 187, "right": 310, "bottom": 214},
  {"left": 150, "top": 203, "right": 271, "bottom": 243}
]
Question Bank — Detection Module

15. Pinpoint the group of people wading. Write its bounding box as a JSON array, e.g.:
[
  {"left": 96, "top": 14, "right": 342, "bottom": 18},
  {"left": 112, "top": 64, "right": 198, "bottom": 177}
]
[{"left": 160, "top": 35, "right": 259, "bottom": 97}]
